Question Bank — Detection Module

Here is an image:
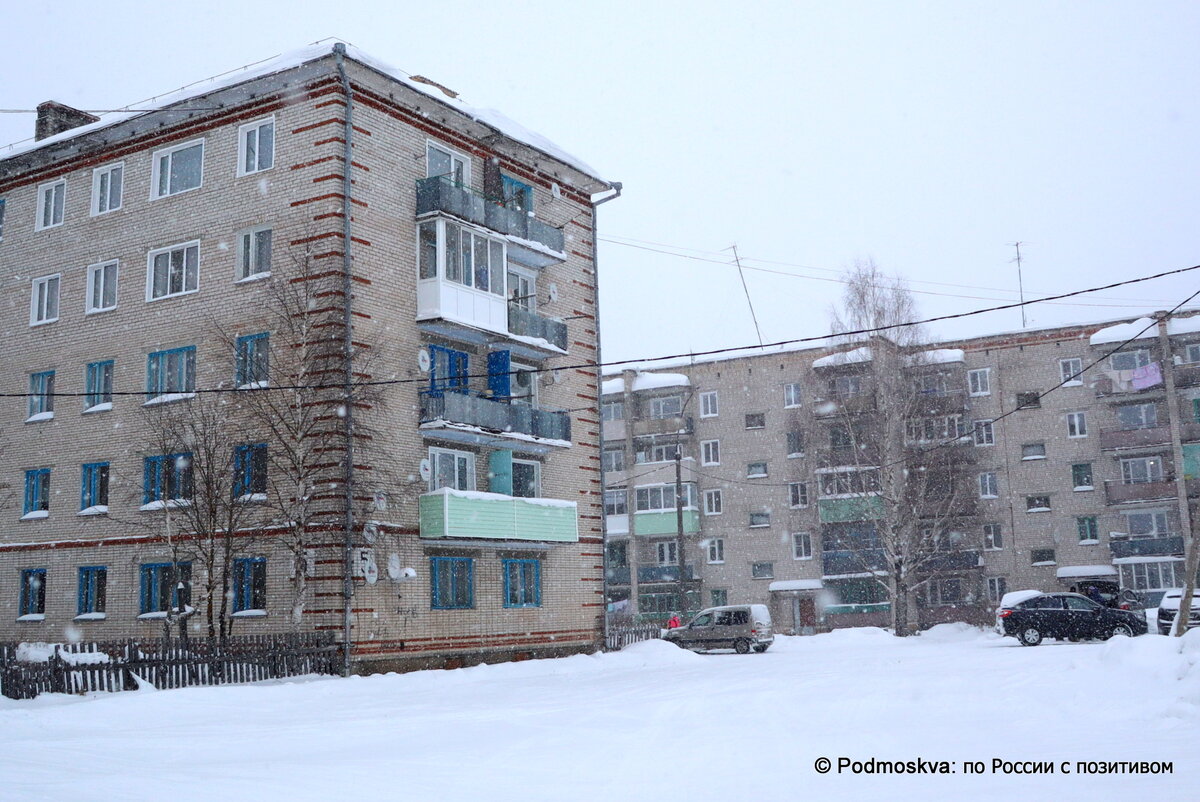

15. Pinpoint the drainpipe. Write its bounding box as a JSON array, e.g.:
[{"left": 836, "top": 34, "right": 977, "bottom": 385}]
[
  {"left": 333, "top": 43, "right": 358, "bottom": 677},
  {"left": 593, "top": 182, "right": 622, "bottom": 648}
]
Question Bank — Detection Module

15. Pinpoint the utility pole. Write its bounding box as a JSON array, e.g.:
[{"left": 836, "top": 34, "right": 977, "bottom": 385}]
[
  {"left": 727, "top": 244, "right": 765, "bottom": 349},
  {"left": 1010, "top": 242, "right": 1027, "bottom": 329},
  {"left": 1157, "top": 313, "right": 1198, "bottom": 636},
  {"left": 674, "top": 448, "right": 687, "bottom": 617}
]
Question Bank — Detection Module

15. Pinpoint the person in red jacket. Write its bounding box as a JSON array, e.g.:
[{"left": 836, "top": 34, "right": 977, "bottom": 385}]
[{"left": 666, "top": 613, "right": 682, "bottom": 629}]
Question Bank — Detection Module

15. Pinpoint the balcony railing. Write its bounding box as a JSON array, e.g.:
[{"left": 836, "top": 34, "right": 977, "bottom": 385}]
[
  {"left": 420, "top": 391, "right": 571, "bottom": 443},
  {"left": 637, "top": 564, "right": 698, "bottom": 583},
  {"left": 1098, "top": 426, "right": 1170, "bottom": 451},
  {"left": 1174, "top": 364, "right": 1200, "bottom": 388},
  {"left": 822, "top": 548, "right": 888, "bottom": 577},
  {"left": 1104, "top": 478, "right": 1178, "bottom": 505},
  {"left": 631, "top": 415, "right": 694, "bottom": 437},
  {"left": 924, "top": 549, "right": 982, "bottom": 572},
  {"left": 415, "top": 176, "right": 565, "bottom": 255},
  {"left": 813, "top": 394, "right": 877, "bottom": 418},
  {"left": 419, "top": 488, "right": 577, "bottom": 542},
  {"left": 507, "top": 303, "right": 567, "bottom": 351},
  {"left": 910, "top": 388, "right": 968, "bottom": 414},
  {"left": 1109, "top": 535, "right": 1184, "bottom": 560},
  {"left": 606, "top": 566, "right": 631, "bottom": 585},
  {"left": 1093, "top": 376, "right": 1165, "bottom": 397}
]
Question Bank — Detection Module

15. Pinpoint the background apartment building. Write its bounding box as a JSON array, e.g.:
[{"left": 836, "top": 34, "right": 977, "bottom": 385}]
[
  {"left": 602, "top": 313, "right": 1200, "bottom": 633},
  {"left": 0, "top": 43, "right": 616, "bottom": 672}
]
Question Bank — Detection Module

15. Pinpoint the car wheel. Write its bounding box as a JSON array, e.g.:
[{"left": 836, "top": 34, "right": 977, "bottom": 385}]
[
  {"left": 734, "top": 638, "right": 752, "bottom": 654},
  {"left": 752, "top": 645, "right": 768, "bottom": 653},
  {"left": 1109, "top": 623, "right": 1134, "bottom": 640},
  {"left": 1018, "top": 627, "right": 1042, "bottom": 646}
]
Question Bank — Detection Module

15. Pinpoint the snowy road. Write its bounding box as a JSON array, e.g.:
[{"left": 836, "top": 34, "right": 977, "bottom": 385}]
[{"left": 2, "top": 625, "right": 1197, "bottom": 800}]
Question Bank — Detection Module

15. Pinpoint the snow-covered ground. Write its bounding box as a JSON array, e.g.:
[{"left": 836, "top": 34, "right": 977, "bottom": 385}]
[{"left": 3, "top": 626, "right": 1197, "bottom": 800}]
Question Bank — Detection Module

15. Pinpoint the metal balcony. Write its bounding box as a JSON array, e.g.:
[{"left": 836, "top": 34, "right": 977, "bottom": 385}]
[
  {"left": 924, "top": 549, "right": 982, "bottom": 572},
  {"left": 822, "top": 548, "right": 888, "bottom": 577},
  {"left": 1104, "top": 478, "right": 1178, "bottom": 505},
  {"left": 1109, "top": 535, "right": 1184, "bottom": 560},
  {"left": 415, "top": 176, "right": 565, "bottom": 259},
  {"left": 507, "top": 303, "right": 567, "bottom": 351},
  {"left": 420, "top": 391, "right": 571, "bottom": 445},
  {"left": 1098, "top": 426, "right": 1170, "bottom": 451},
  {"left": 606, "top": 566, "right": 631, "bottom": 585},
  {"left": 637, "top": 564, "right": 698, "bottom": 583}
]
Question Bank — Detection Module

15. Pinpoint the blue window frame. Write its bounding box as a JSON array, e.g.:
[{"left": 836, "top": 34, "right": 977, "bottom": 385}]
[
  {"left": 235, "top": 332, "right": 269, "bottom": 387},
  {"left": 81, "top": 462, "right": 110, "bottom": 511},
  {"left": 20, "top": 568, "right": 46, "bottom": 616},
  {"left": 77, "top": 566, "right": 107, "bottom": 615},
  {"left": 143, "top": 453, "right": 193, "bottom": 505},
  {"left": 501, "top": 175, "right": 533, "bottom": 213},
  {"left": 502, "top": 558, "right": 541, "bottom": 608},
  {"left": 430, "top": 556, "right": 474, "bottom": 609},
  {"left": 233, "top": 443, "right": 267, "bottom": 498},
  {"left": 139, "top": 562, "right": 191, "bottom": 614},
  {"left": 146, "top": 346, "right": 195, "bottom": 400},
  {"left": 428, "top": 345, "right": 469, "bottom": 395},
  {"left": 232, "top": 557, "right": 267, "bottom": 612},
  {"left": 85, "top": 360, "right": 114, "bottom": 409},
  {"left": 28, "top": 370, "right": 55, "bottom": 418},
  {"left": 23, "top": 469, "right": 50, "bottom": 516}
]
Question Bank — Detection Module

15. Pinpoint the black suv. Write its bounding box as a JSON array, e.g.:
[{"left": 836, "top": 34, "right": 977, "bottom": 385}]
[{"left": 996, "top": 592, "right": 1147, "bottom": 646}]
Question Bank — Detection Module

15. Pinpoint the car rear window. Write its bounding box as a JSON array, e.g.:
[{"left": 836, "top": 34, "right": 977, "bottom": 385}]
[{"left": 1020, "top": 596, "right": 1062, "bottom": 609}]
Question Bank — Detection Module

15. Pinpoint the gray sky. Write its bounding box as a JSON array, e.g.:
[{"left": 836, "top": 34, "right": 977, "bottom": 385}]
[{"left": 4, "top": 1, "right": 1198, "bottom": 364}]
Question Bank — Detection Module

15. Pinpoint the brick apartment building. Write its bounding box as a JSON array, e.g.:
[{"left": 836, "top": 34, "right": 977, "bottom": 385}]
[
  {"left": 602, "top": 314, "right": 1200, "bottom": 633},
  {"left": 0, "top": 43, "right": 617, "bottom": 672}
]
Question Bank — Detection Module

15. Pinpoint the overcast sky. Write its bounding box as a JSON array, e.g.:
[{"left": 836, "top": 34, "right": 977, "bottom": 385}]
[{"left": 4, "top": 1, "right": 1198, "bottom": 365}]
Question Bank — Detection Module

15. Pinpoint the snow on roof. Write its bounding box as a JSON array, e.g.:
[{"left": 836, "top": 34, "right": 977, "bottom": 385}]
[
  {"left": 812, "top": 346, "right": 872, "bottom": 368},
  {"left": 1, "top": 42, "right": 604, "bottom": 181},
  {"left": 1168, "top": 316, "right": 1200, "bottom": 336},
  {"left": 998, "top": 589, "right": 1044, "bottom": 608},
  {"left": 601, "top": 371, "right": 690, "bottom": 396},
  {"left": 1055, "top": 565, "right": 1118, "bottom": 578},
  {"left": 1089, "top": 318, "right": 1158, "bottom": 346},
  {"left": 601, "top": 378, "right": 624, "bottom": 396},
  {"left": 917, "top": 348, "right": 965, "bottom": 364},
  {"left": 768, "top": 579, "right": 824, "bottom": 592}
]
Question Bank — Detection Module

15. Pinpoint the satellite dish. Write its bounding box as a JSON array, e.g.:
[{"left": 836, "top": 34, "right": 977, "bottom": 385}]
[
  {"left": 363, "top": 551, "right": 379, "bottom": 585},
  {"left": 547, "top": 283, "right": 558, "bottom": 303},
  {"left": 417, "top": 348, "right": 431, "bottom": 373},
  {"left": 362, "top": 522, "right": 379, "bottom": 543},
  {"left": 419, "top": 458, "right": 432, "bottom": 482}
]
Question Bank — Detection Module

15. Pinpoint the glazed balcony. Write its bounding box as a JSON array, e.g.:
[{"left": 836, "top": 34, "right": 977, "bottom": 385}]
[
  {"left": 419, "top": 488, "right": 578, "bottom": 542},
  {"left": 416, "top": 176, "right": 565, "bottom": 259},
  {"left": 822, "top": 548, "right": 888, "bottom": 577},
  {"left": 910, "top": 388, "right": 968, "bottom": 415},
  {"left": 1104, "top": 478, "right": 1178, "bottom": 505},
  {"left": 636, "top": 564, "right": 698, "bottom": 583},
  {"left": 1109, "top": 535, "right": 1184, "bottom": 560},
  {"left": 1099, "top": 426, "right": 1170, "bottom": 451},
  {"left": 420, "top": 391, "right": 571, "bottom": 448}
]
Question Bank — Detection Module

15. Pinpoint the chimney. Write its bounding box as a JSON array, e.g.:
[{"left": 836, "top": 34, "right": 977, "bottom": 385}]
[{"left": 35, "top": 101, "right": 99, "bottom": 141}]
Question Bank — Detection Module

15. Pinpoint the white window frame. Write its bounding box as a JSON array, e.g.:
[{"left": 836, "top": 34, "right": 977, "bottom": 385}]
[
  {"left": 428, "top": 446, "right": 475, "bottom": 492},
  {"left": 36, "top": 179, "right": 66, "bottom": 230},
  {"left": 1110, "top": 349, "right": 1150, "bottom": 371},
  {"left": 703, "top": 489, "right": 722, "bottom": 516},
  {"left": 972, "top": 419, "right": 994, "bottom": 446},
  {"left": 150, "top": 139, "right": 205, "bottom": 199},
  {"left": 1121, "top": 456, "right": 1165, "bottom": 485},
  {"left": 978, "top": 471, "right": 998, "bottom": 499},
  {"left": 968, "top": 368, "right": 991, "bottom": 397},
  {"left": 601, "top": 448, "right": 625, "bottom": 473},
  {"left": 983, "top": 523, "right": 1003, "bottom": 551},
  {"left": 601, "top": 401, "right": 623, "bottom": 422},
  {"left": 792, "top": 532, "right": 812, "bottom": 560},
  {"left": 707, "top": 538, "right": 725, "bottom": 564},
  {"left": 146, "top": 240, "right": 200, "bottom": 301},
  {"left": 1186, "top": 343, "right": 1200, "bottom": 364},
  {"left": 30, "top": 274, "right": 61, "bottom": 326},
  {"left": 783, "top": 382, "right": 802, "bottom": 408},
  {"left": 1059, "top": 357, "right": 1083, "bottom": 386},
  {"left": 700, "top": 440, "right": 720, "bottom": 466},
  {"left": 746, "top": 461, "right": 768, "bottom": 478},
  {"left": 90, "top": 162, "right": 123, "bottom": 216},
  {"left": 511, "top": 458, "right": 541, "bottom": 498},
  {"left": 699, "top": 391, "right": 718, "bottom": 418},
  {"left": 86, "top": 260, "right": 119, "bottom": 314},
  {"left": 1119, "top": 560, "right": 1183, "bottom": 592},
  {"left": 1021, "top": 443, "right": 1046, "bottom": 461},
  {"left": 656, "top": 541, "right": 678, "bottom": 566},
  {"left": 751, "top": 562, "right": 774, "bottom": 579},
  {"left": 749, "top": 511, "right": 771, "bottom": 528},
  {"left": 236, "top": 225, "right": 272, "bottom": 282},
  {"left": 1122, "top": 510, "right": 1169, "bottom": 538},
  {"left": 237, "top": 117, "right": 275, "bottom": 177},
  {"left": 648, "top": 395, "right": 683, "bottom": 419},
  {"left": 426, "top": 140, "right": 471, "bottom": 184},
  {"left": 1066, "top": 411, "right": 1087, "bottom": 438},
  {"left": 789, "top": 482, "right": 809, "bottom": 508}
]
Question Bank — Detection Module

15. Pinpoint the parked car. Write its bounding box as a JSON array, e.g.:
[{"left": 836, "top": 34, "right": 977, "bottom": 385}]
[
  {"left": 1156, "top": 589, "right": 1200, "bottom": 635},
  {"left": 663, "top": 604, "right": 773, "bottom": 653},
  {"left": 995, "top": 591, "right": 1147, "bottom": 646}
]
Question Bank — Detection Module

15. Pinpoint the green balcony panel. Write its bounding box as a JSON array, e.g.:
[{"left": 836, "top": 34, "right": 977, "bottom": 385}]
[
  {"left": 818, "top": 496, "right": 885, "bottom": 523},
  {"left": 632, "top": 509, "right": 700, "bottom": 536},
  {"left": 420, "top": 489, "right": 578, "bottom": 542},
  {"left": 1184, "top": 443, "right": 1200, "bottom": 480}
]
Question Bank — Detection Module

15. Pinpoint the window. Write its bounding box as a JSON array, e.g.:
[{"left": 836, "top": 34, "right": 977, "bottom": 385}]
[
  {"left": 143, "top": 454, "right": 192, "bottom": 507},
  {"left": 429, "top": 447, "right": 475, "bottom": 491},
  {"left": 700, "top": 391, "right": 719, "bottom": 417},
  {"left": 86, "top": 260, "right": 119, "bottom": 313},
  {"left": 789, "top": 482, "right": 809, "bottom": 508},
  {"left": 427, "top": 344, "right": 469, "bottom": 394},
  {"left": 146, "top": 346, "right": 196, "bottom": 402},
  {"left": 703, "top": 489, "right": 723, "bottom": 516},
  {"left": 36, "top": 180, "right": 65, "bottom": 229},
  {"left": 512, "top": 459, "right": 540, "bottom": 499},
  {"left": 635, "top": 484, "right": 697, "bottom": 512},
  {"left": 648, "top": 395, "right": 683, "bottom": 419},
  {"left": 30, "top": 274, "right": 60, "bottom": 325},
  {"left": 830, "top": 425, "right": 854, "bottom": 450},
  {"left": 426, "top": 141, "right": 469, "bottom": 184},
  {"left": 701, "top": 440, "right": 720, "bottom": 466},
  {"left": 784, "top": 382, "right": 803, "bottom": 408},
  {"left": 1115, "top": 403, "right": 1157, "bottom": 430},
  {"left": 91, "top": 163, "right": 123, "bottom": 215},
  {"left": 786, "top": 430, "right": 804, "bottom": 457},
  {"left": 430, "top": 556, "right": 473, "bottom": 609},
  {"left": 915, "top": 373, "right": 948, "bottom": 395},
  {"left": 745, "top": 412, "right": 766, "bottom": 429},
  {"left": 818, "top": 469, "right": 881, "bottom": 496},
  {"left": 968, "top": 368, "right": 991, "bottom": 396},
  {"left": 1122, "top": 456, "right": 1165, "bottom": 485},
  {"left": 924, "top": 578, "right": 963, "bottom": 606},
  {"left": 1016, "top": 391, "right": 1041, "bottom": 409},
  {"left": 607, "top": 541, "right": 628, "bottom": 568},
  {"left": 238, "top": 118, "right": 275, "bottom": 175},
  {"left": 636, "top": 441, "right": 682, "bottom": 464},
  {"left": 707, "top": 538, "right": 725, "bottom": 564},
  {"left": 601, "top": 400, "right": 624, "bottom": 421},
  {"left": 1026, "top": 495, "right": 1051, "bottom": 512},
  {"left": 1021, "top": 443, "right": 1046, "bottom": 460},
  {"left": 1122, "top": 510, "right": 1169, "bottom": 538},
  {"left": 603, "top": 489, "right": 627, "bottom": 516},
  {"left": 19, "top": 569, "right": 46, "bottom": 617},
  {"left": 601, "top": 448, "right": 625, "bottom": 473},
  {"left": 233, "top": 444, "right": 268, "bottom": 500},
  {"left": 151, "top": 139, "right": 204, "bottom": 198},
  {"left": 747, "top": 462, "right": 768, "bottom": 478},
  {"left": 236, "top": 333, "right": 270, "bottom": 388},
  {"left": 749, "top": 511, "right": 771, "bottom": 528},
  {"left": 22, "top": 469, "right": 50, "bottom": 518},
  {"left": 420, "top": 219, "right": 507, "bottom": 293},
  {"left": 978, "top": 471, "right": 999, "bottom": 498},
  {"left": 1030, "top": 548, "right": 1056, "bottom": 565},
  {"left": 501, "top": 174, "right": 534, "bottom": 212},
  {"left": 139, "top": 562, "right": 191, "bottom": 614},
  {"left": 1077, "top": 516, "right": 1099, "bottom": 543},
  {"left": 503, "top": 559, "right": 541, "bottom": 607},
  {"left": 1119, "top": 560, "right": 1184, "bottom": 591},
  {"left": 232, "top": 557, "right": 267, "bottom": 613},
  {"left": 84, "top": 360, "right": 113, "bottom": 412},
  {"left": 829, "top": 375, "right": 861, "bottom": 397},
  {"left": 751, "top": 562, "right": 774, "bottom": 579},
  {"left": 792, "top": 532, "right": 812, "bottom": 560},
  {"left": 77, "top": 566, "right": 106, "bottom": 616},
  {"left": 1187, "top": 344, "right": 1200, "bottom": 364},
  {"left": 710, "top": 589, "right": 728, "bottom": 607},
  {"left": 1110, "top": 349, "right": 1150, "bottom": 371},
  {"left": 983, "top": 523, "right": 1003, "bottom": 550},
  {"left": 147, "top": 241, "right": 199, "bottom": 300},
  {"left": 238, "top": 226, "right": 272, "bottom": 281},
  {"left": 28, "top": 370, "right": 54, "bottom": 421},
  {"left": 1060, "top": 358, "right": 1083, "bottom": 386},
  {"left": 80, "top": 462, "right": 109, "bottom": 513},
  {"left": 906, "top": 415, "right": 966, "bottom": 442},
  {"left": 656, "top": 541, "right": 678, "bottom": 566},
  {"left": 1066, "top": 411, "right": 1087, "bottom": 438},
  {"left": 1071, "top": 463, "right": 1094, "bottom": 490},
  {"left": 972, "top": 419, "right": 994, "bottom": 446},
  {"left": 987, "top": 577, "right": 1007, "bottom": 604}
]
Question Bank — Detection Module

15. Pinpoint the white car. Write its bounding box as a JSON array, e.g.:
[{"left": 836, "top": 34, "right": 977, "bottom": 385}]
[{"left": 1156, "top": 589, "right": 1200, "bottom": 635}]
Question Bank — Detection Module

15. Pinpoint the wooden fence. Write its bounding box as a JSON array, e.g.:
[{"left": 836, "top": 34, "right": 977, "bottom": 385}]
[
  {"left": 605, "top": 623, "right": 662, "bottom": 651},
  {"left": 0, "top": 633, "right": 340, "bottom": 700}
]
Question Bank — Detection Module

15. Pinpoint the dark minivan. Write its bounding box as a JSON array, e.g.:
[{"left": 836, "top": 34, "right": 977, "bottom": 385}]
[{"left": 996, "top": 592, "right": 1147, "bottom": 646}]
